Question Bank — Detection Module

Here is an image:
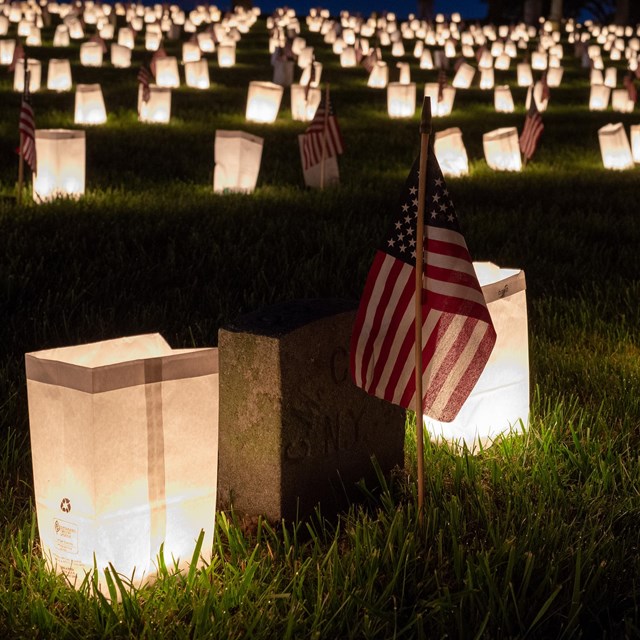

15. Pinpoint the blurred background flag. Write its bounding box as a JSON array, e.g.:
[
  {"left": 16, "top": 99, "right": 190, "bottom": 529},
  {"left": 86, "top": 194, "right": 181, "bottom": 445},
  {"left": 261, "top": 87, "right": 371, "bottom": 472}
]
[
  {"left": 300, "top": 89, "right": 344, "bottom": 171},
  {"left": 519, "top": 99, "right": 544, "bottom": 162},
  {"left": 19, "top": 74, "right": 36, "bottom": 173},
  {"left": 138, "top": 65, "right": 152, "bottom": 103}
]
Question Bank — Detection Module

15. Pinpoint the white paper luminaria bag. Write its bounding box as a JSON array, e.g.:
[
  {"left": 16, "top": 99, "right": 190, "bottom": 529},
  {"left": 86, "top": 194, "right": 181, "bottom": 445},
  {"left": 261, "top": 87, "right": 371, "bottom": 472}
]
[
  {"left": 25, "top": 333, "right": 219, "bottom": 590},
  {"left": 425, "top": 262, "right": 529, "bottom": 450}
]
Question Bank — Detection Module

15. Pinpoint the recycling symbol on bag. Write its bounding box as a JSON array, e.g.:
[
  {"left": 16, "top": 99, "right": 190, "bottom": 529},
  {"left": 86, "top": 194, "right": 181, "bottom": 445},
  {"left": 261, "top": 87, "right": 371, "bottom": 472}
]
[{"left": 60, "top": 498, "right": 71, "bottom": 513}]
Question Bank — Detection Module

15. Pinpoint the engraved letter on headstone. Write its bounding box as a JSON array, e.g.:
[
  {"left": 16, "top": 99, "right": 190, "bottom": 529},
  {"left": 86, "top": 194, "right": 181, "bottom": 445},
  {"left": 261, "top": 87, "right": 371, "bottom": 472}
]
[{"left": 217, "top": 299, "right": 406, "bottom": 521}]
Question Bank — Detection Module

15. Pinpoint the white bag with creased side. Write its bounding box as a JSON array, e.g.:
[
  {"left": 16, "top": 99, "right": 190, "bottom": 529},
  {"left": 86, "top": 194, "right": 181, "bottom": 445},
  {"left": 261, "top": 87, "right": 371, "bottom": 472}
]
[
  {"left": 25, "top": 334, "right": 218, "bottom": 589},
  {"left": 425, "top": 262, "right": 529, "bottom": 450}
]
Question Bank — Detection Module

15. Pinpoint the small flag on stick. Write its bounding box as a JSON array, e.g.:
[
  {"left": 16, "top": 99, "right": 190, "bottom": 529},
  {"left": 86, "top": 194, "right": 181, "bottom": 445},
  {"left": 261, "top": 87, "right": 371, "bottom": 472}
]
[
  {"left": 150, "top": 46, "right": 166, "bottom": 77},
  {"left": 624, "top": 72, "right": 637, "bottom": 103},
  {"left": 300, "top": 89, "right": 344, "bottom": 171},
  {"left": 519, "top": 98, "right": 544, "bottom": 163},
  {"left": 19, "top": 74, "right": 36, "bottom": 173},
  {"left": 350, "top": 135, "right": 496, "bottom": 422},
  {"left": 9, "top": 40, "right": 25, "bottom": 73},
  {"left": 89, "top": 33, "right": 108, "bottom": 54},
  {"left": 540, "top": 71, "right": 550, "bottom": 103},
  {"left": 437, "top": 69, "right": 447, "bottom": 102},
  {"left": 360, "top": 50, "right": 377, "bottom": 73},
  {"left": 138, "top": 65, "right": 153, "bottom": 103}
]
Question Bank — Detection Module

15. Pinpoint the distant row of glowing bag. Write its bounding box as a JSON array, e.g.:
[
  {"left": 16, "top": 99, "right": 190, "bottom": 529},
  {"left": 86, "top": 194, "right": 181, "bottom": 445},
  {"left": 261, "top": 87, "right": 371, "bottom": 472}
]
[
  {"left": 364, "top": 60, "right": 564, "bottom": 93},
  {"left": 245, "top": 81, "right": 326, "bottom": 124},
  {"left": 386, "top": 83, "right": 456, "bottom": 119},
  {"left": 589, "top": 84, "right": 636, "bottom": 113},
  {"left": 84, "top": 80, "right": 317, "bottom": 125},
  {"left": 8, "top": 51, "right": 237, "bottom": 93},
  {"left": 25, "top": 334, "right": 219, "bottom": 592},
  {"left": 480, "top": 119, "right": 640, "bottom": 172},
  {"left": 4, "top": 14, "right": 248, "bottom": 49},
  {"left": 9, "top": 48, "right": 133, "bottom": 88},
  {"left": 12, "top": 64, "right": 313, "bottom": 126},
  {"left": 26, "top": 80, "right": 283, "bottom": 127},
  {"left": 0, "top": 36, "right": 232, "bottom": 74},
  {"left": 152, "top": 54, "right": 239, "bottom": 89},
  {"left": 384, "top": 75, "right": 559, "bottom": 118},
  {"left": 480, "top": 120, "right": 640, "bottom": 172},
  {"left": 30, "top": 128, "right": 264, "bottom": 201}
]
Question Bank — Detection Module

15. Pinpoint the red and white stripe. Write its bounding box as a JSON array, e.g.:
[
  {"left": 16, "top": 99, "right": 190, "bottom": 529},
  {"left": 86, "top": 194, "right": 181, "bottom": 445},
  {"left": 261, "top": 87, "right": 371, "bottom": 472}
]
[
  {"left": 351, "top": 226, "right": 495, "bottom": 422},
  {"left": 19, "top": 99, "right": 36, "bottom": 173},
  {"left": 150, "top": 47, "right": 166, "bottom": 77},
  {"left": 519, "top": 104, "right": 544, "bottom": 161},
  {"left": 301, "top": 112, "right": 343, "bottom": 170},
  {"left": 138, "top": 66, "right": 153, "bottom": 103},
  {"left": 301, "top": 94, "right": 344, "bottom": 171}
]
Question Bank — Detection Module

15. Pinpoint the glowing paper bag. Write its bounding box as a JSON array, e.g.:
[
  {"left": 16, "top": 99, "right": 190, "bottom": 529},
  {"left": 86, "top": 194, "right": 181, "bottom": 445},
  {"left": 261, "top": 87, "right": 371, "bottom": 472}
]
[
  {"left": 598, "top": 123, "right": 634, "bottom": 170},
  {"left": 26, "top": 334, "right": 219, "bottom": 590},
  {"left": 483, "top": 127, "right": 522, "bottom": 171},
  {"left": 33, "top": 129, "right": 85, "bottom": 202},
  {"left": 425, "top": 263, "right": 528, "bottom": 450}
]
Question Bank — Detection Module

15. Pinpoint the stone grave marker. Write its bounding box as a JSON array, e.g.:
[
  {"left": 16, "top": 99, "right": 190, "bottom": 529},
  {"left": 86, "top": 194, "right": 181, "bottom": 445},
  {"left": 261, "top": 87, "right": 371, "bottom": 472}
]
[{"left": 217, "top": 299, "right": 406, "bottom": 521}]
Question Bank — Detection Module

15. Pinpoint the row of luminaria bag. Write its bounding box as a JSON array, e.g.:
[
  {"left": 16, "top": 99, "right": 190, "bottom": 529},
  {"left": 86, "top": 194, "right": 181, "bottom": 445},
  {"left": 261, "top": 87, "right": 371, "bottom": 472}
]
[{"left": 31, "top": 128, "right": 265, "bottom": 202}]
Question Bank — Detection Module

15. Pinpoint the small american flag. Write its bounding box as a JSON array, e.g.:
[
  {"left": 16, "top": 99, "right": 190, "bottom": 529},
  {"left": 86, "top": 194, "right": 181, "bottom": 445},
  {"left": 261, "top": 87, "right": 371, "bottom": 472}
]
[
  {"left": 19, "top": 79, "right": 36, "bottom": 173},
  {"left": 138, "top": 65, "right": 153, "bottom": 103},
  {"left": 540, "top": 71, "right": 550, "bottom": 103},
  {"left": 89, "top": 33, "right": 108, "bottom": 54},
  {"left": 301, "top": 92, "right": 344, "bottom": 171},
  {"left": 150, "top": 46, "right": 166, "bottom": 77},
  {"left": 624, "top": 72, "right": 637, "bottom": 103},
  {"left": 437, "top": 69, "right": 447, "bottom": 102},
  {"left": 350, "top": 146, "right": 496, "bottom": 421},
  {"left": 303, "top": 59, "right": 319, "bottom": 98},
  {"left": 519, "top": 98, "right": 544, "bottom": 161},
  {"left": 361, "top": 50, "right": 377, "bottom": 73},
  {"left": 8, "top": 40, "right": 25, "bottom": 73},
  {"left": 355, "top": 42, "right": 364, "bottom": 65}
]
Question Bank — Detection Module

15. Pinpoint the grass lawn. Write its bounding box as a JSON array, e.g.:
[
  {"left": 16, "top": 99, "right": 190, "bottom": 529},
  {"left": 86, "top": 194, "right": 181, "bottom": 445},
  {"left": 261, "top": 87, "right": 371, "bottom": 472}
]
[{"left": 1, "top": 9, "right": 639, "bottom": 638}]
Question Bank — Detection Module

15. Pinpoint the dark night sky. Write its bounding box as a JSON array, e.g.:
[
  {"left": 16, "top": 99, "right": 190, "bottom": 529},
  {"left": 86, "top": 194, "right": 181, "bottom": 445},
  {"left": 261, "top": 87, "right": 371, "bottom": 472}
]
[
  {"left": 234, "top": 0, "right": 596, "bottom": 23},
  {"left": 256, "top": 1, "right": 488, "bottom": 20}
]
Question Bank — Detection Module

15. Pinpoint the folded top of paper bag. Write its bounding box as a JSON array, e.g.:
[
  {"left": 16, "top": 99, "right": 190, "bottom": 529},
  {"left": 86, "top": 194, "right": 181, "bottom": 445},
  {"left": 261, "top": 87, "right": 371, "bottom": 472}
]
[
  {"left": 473, "top": 262, "right": 526, "bottom": 305},
  {"left": 25, "top": 333, "right": 218, "bottom": 393}
]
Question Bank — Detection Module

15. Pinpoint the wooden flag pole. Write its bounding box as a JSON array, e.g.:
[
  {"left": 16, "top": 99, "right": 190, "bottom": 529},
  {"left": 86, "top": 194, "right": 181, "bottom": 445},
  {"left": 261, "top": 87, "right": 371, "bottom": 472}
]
[
  {"left": 415, "top": 96, "right": 432, "bottom": 523},
  {"left": 319, "top": 83, "right": 330, "bottom": 190},
  {"left": 17, "top": 141, "right": 24, "bottom": 206},
  {"left": 17, "top": 66, "right": 29, "bottom": 206}
]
